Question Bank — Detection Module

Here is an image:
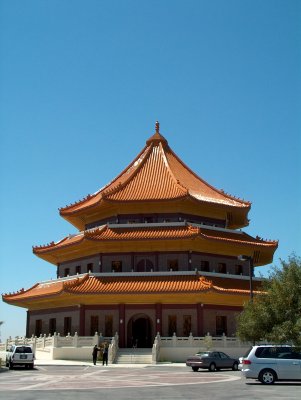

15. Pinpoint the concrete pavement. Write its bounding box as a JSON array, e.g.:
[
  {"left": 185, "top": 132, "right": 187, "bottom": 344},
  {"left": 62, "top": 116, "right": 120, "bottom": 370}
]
[{"left": 1, "top": 356, "right": 186, "bottom": 370}]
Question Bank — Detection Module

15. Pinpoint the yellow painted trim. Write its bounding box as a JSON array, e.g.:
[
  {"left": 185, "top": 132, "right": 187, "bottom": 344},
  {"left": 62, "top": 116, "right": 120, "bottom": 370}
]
[
  {"left": 35, "top": 231, "right": 275, "bottom": 266},
  {"left": 5, "top": 290, "right": 250, "bottom": 311},
  {"left": 62, "top": 198, "right": 248, "bottom": 231}
]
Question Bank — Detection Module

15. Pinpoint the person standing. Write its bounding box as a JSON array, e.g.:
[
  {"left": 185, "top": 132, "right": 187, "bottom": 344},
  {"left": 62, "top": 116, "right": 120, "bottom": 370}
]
[
  {"left": 92, "top": 345, "right": 100, "bottom": 365},
  {"left": 102, "top": 344, "right": 108, "bottom": 366}
]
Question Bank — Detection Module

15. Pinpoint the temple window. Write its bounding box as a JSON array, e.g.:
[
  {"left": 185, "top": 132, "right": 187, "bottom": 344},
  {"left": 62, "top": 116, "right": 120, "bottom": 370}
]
[
  {"left": 64, "top": 317, "right": 72, "bottom": 336},
  {"left": 183, "top": 315, "right": 192, "bottom": 336},
  {"left": 87, "top": 263, "right": 93, "bottom": 273},
  {"left": 136, "top": 259, "right": 153, "bottom": 272},
  {"left": 200, "top": 261, "right": 209, "bottom": 272},
  {"left": 35, "top": 319, "right": 42, "bottom": 337},
  {"left": 112, "top": 261, "right": 122, "bottom": 272},
  {"left": 216, "top": 316, "right": 227, "bottom": 335},
  {"left": 168, "top": 315, "right": 177, "bottom": 336},
  {"left": 49, "top": 318, "right": 56, "bottom": 335},
  {"left": 235, "top": 264, "right": 243, "bottom": 275},
  {"left": 218, "top": 263, "right": 227, "bottom": 274},
  {"left": 75, "top": 265, "right": 81, "bottom": 274},
  {"left": 105, "top": 315, "right": 113, "bottom": 337},
  {"left": 64, "top": 268, "right": 70, "bottom": 277},
  {"left": 90, "top": 316, "right": 99, "bottom": 336},
  {"left": 168, "top": 259, "right": 178, "bottom": 271}
]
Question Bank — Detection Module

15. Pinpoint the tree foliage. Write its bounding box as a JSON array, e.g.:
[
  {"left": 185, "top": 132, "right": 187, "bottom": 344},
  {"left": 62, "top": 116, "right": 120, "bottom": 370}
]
[{"left": 237, "top": 254, "right": 301, "bottom": 346}]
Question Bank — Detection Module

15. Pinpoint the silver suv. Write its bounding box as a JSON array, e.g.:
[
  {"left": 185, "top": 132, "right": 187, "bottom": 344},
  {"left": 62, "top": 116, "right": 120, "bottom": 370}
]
[
  {"left": 6, "top": 345, "right": 35, "bottom": 369},
  {"left": 241, "top": 345, "right": 301, "bottom": 384}
]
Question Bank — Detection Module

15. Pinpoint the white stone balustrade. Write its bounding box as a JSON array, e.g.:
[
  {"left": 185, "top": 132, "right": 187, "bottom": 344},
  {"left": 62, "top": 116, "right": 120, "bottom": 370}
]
[{"left": 0, "top": 332, "right": 255, "bottom": 362}]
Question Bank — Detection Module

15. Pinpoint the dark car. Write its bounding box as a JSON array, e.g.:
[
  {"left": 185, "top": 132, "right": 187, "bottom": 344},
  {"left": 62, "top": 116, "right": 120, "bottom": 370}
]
[{"left": 186, "top": 351, "right": 239, "bottom": 372}]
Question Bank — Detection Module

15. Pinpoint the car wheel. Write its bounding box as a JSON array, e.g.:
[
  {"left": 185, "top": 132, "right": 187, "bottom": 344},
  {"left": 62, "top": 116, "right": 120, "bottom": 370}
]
[
  {"left": 9, "top": 361, "right": 13, "bottom": 370},
  {"left": 232, "top": 362, "right": 238, "bottom": 371},
  {"left": 259, "top": 369, "right": 277, "bottom": 384},
  {"left": 209, "top": 363, "right": 216, "bottom": 372},
  {"left": 192, "top": 367, "right": 199, "bottom": 372},
  {"left": 29, "top": 363, "right": 34, "bottom": 369}
]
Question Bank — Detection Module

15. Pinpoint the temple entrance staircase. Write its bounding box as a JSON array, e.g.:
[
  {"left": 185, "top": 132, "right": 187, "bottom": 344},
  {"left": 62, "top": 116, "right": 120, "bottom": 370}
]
[{"left": 114, "top": 348, "right": 153, "bottom": 364}]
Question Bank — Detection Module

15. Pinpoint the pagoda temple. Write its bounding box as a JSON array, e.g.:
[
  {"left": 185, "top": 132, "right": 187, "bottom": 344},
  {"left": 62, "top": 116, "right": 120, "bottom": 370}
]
[{"left": 3, "top": 122, "right": 278, "bottom": 348}]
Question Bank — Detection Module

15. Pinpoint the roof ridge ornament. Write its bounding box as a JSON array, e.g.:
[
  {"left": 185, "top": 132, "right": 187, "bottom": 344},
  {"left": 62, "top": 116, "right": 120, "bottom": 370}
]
[{"left": 146, "top": 121, "right": 168, "bottom": 146}]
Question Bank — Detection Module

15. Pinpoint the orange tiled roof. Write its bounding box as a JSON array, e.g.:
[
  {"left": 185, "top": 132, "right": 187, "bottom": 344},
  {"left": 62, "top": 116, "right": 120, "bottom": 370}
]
[
  {"left": 198, "top": 227, "right": 277, "bottom": 247},
  {"left": 2, "top": 273, "right": 260, "bottom": 303},
  {"left": 33, "top": 223, "right": 278, "bottom": 254},
  {"left": 59, "top": 123, "right": 250, "bottom": 215},
  {"left": 2, "top": 275, "right": 90, "bottom": 302}
]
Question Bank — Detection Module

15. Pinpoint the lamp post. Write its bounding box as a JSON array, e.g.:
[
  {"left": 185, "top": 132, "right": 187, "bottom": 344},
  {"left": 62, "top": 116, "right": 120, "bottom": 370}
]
[{"left": 238, "top": 255, "right": 254, "bottom": 301}]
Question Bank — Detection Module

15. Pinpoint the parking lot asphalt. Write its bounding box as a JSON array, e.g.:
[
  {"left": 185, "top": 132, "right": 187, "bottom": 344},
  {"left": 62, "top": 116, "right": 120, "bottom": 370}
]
[{"left": 0, "top": 363, "right": 301, "bottom": 400}]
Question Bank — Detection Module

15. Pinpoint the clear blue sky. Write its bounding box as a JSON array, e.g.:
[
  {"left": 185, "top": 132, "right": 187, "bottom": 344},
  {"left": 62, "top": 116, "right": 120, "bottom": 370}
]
[{"left": 0, "top": 0, "right": 300, "bottom": 341}]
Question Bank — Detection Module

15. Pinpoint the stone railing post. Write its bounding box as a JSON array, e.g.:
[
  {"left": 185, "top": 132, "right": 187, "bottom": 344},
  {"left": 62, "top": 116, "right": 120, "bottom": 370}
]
[
  {"left": 188, "top": 332, "right": 193, "bottom": 346},
  {"left": 152, "top": 333, "right": 161, "bottom": 363},
  {"left": 73, "top": 332, "right": 78, "bottom": 347},
  {"left": 172, "top": 332, "right": 177, "bottom": 347},
  {"left": 56, "top": 333, "right": 61, "bottom": 347},
  {"left": 156, "top": 332, "right": 161, "bottom": 345},
  {"left": 93, "top": 332, "right": 99, "bottom": 346},
  {"left": 222, "top": 333, "right": 227, "bottom": 347},
  {"left": 41, "top": 334, "right": 46, "bottom": 349},
  {"left": 53, "top": 332, "right": 58, "bottom": 347},
  {"left": 31, "top": 335, "right": 37, "bottom": 353},
  {"left": 108, "top": 332, "right": 119, "bottom": 363},
  {"left": 204, "top": 332, "right": 212, "bottom": 350}
]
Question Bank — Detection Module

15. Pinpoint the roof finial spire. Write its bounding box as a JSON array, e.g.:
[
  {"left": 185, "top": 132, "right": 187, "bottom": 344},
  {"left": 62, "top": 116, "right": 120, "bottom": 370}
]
[{"left": 155, "top": 120, "right": 160, "bottom": 133}]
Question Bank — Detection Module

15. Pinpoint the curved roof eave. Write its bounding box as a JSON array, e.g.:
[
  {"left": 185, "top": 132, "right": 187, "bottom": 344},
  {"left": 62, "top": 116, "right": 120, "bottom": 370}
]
[
  {"left": 59, "top": 144, "right": 151, "bottom": 215},
  {"left": 2, "top": 274, "right": 260, "bottom": 304},
  {"left": 32, "top": 223, "right": 278, "bottom": 263},
  {"left": 2, "top": 275, "right": 90, "bottom": 303},
  {"left": 59, "top": 123, "right": 251, "bottom": 218}
]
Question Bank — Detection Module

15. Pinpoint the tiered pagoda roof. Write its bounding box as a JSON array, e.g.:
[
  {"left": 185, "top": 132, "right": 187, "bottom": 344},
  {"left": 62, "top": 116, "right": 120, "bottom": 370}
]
[
  {"left": 2, "top": 272, "right": 263, "bottom": 309},
  {"left": 59, "top": 122, "right": 251, "bottom": 230},
  {"left": 31, "top": 122, "right": 277, "bottom": 266},
  {"left": 33, "top": 222, "right": 278, "bottom": 266},
  {"left": 2, "top": 122, "right": 278, "bottom": 311}
]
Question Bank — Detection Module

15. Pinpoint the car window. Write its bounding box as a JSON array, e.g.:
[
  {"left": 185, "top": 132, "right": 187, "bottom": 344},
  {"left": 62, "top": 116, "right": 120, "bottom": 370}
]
[
  {"left": 211, "top": 352, "right": 220, "bottom": 358},
  {"left": 277, "top": 351, "right": 301, "bottom": 360},
  {"left": 196, "top": 352, "right": 210, "bottom": 357},
  {"left": 290, "top": 352, "right": 301, "bottom": 360},
  {"left": 15, "top": 346, "right": 32, "bottom": 354},
  {"left": 219, "top": 352, "right": 229, "bottom": 359},
  {"left": 255, "top": 347, "right": 277, "bottom": 358},
  {"left": 24, "top": 347, "right": 33, "bottom": 353},
  {"left": 15, "top": 347, "right": 23, "bottom": 353},
  {"left": 278, "top": 352, "right": 293, "bottom": 359},
  {"left": 255, "top": 346, "right": 295, "bottom": 359}
]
